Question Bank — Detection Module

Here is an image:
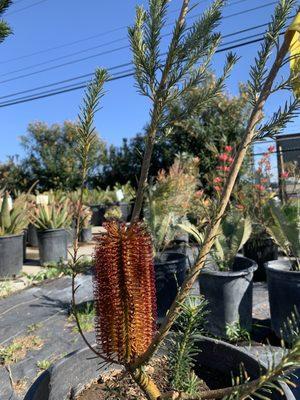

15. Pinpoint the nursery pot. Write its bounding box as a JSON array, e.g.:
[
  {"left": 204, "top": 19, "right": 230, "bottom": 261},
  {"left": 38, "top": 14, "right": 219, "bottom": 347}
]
[
  {"left": 0, "top": 233, "right": 24, "bottom": 278},
  {"left": 265, "top": 260, "right": 300, "bottom": 341},
  {"left": 66, "top": 226, "right": 76, "bottom": 248},
  {"left": 199, "top": 255, "right": 258, "bottom": 338},
  {"left": 90, "top": 204, "right": 109, "bottom": 226},
  {"left": 37, "top": 228, "right": 67, "bottom": 265},
  {"left": 27, "top": 223, "right": 39, "bottom": 247},
  {"left": 24, "top": 337, "right": 295, "bottom": 400},
  {"left": 243, "top": 236, "right": 278, "bottom": 281},
  {"left": 155, "top": 252, "right": 187, "bottom": 319},
  {"left": 79, "top": 227, "right": 93, "bottom": 243},
  {"left": 118, "top": 201, "right": 134, "bottom": 222},
  {"left": 23, "top": 228, "right": 27, "bottom": 262}
]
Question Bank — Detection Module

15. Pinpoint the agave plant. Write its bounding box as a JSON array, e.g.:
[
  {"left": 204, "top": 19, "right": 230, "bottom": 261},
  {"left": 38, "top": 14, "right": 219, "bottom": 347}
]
[
  {"left": 213, "top": 209, "right": 252, "bottom": 271},
  {"left": 263, "top": 200, "right": 300, "bottom": 271},
  {"left": 32, "top": 201, "right": 72, "bottom": 230},
  {"left": 0, "top": 191, "right": 29, "bottom": 236}
]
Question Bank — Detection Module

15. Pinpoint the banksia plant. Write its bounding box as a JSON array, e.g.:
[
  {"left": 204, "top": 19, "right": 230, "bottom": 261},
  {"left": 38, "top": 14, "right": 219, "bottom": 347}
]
[{"left": 93, "top": 221, "right": 156, "bottom": 364}]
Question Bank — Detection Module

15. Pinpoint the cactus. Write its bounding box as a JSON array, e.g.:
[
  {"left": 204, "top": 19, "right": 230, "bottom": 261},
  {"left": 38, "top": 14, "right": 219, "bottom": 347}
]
[{"left": 93, "top": 221, "right": 156, "bottom": 364}]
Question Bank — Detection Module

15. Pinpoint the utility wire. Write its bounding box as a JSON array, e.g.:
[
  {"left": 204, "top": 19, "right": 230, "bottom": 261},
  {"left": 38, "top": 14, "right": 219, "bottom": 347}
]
[
  {"left": 0, "top": 1, "right": 280, "bottom": 85},
  {"left": 0, "top": 18, "right": 284, "bottom": 101},
  {"left": 0, "top": 30, "right": 287, "bottom": 108},
  {"left": 0, "top": 27, "right": 284, "bottom": 102},
  {"left": 6, "top": 0, "right": 48, "bottom": 16},
  {"left": 0, "top": 0, "right": 249, "bottom": 65}
]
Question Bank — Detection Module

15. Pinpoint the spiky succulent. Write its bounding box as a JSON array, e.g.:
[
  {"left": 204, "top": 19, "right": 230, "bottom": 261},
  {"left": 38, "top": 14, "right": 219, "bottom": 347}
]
[
  {"left": 93, "top": 221, "right": 157, "bottom": 364},
  {"left": 213, "top": 209, "right": 252, "bottom": 270},
  {"left": 0, "top": 191, "right": 29, "bottom": 236},
  {"left": 31, "top": 201, "right": 72, "bottom": 230}
]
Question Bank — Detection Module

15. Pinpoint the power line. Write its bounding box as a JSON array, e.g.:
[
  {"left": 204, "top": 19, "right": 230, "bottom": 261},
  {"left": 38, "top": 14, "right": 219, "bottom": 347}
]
[
  {"left": 6, "top": 0, "right": 48, "bottom": 16},
  {"left": 0, "top": 26, "right": 282, "bottom": 102},
  {"left": 0, "top": 0, "right": 248, "bottom": 66},
  {"left": 0, "top": 19, "right": 283, "bottom": 101},
  {"left": 0, "top": 30, "right": 286, "bottom": 109},
  {"left": 0, "top": 2, "right": 280, "bottom": 85}
]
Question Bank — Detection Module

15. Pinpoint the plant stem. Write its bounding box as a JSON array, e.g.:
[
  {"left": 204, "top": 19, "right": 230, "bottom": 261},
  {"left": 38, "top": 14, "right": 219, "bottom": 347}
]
[
  {"left": 130, "top": 367, "right": 162, "bottom": 400},
  {"left": 130, "top": 0, "right": 190, "bottom": 223},
  {"left": 132, "top": 30, "right": 295, "bottom": 370}
]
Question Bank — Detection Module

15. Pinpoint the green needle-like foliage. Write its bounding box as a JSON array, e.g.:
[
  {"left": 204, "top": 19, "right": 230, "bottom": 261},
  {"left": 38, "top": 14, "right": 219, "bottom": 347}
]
[
  {"left": 0, "top": 0, "right": 12, "bottom": 44},
  {"left": 76, "top": 68, "right": 108, "bottom": 183},
  {"left": 168, "top": 296, "right": 208, "bottom": 396}
]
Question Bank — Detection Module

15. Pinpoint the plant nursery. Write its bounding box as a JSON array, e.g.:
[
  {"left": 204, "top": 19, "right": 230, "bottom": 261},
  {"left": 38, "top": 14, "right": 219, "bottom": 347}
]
[{"left": 0, "top": 0, "right": 300, "bottom": 399}]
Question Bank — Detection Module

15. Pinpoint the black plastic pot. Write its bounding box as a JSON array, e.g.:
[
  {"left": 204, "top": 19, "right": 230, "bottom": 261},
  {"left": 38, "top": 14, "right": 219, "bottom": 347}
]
[
  {"left": 199, "top": 255, "right": 258, "bottom": 338},
  {"left": 37, "top": 229, "right": 67, "bottom": 265},
  {"left": 27, "top": 223, "right": 39, "bottom": 247},
  {"left": 66, "top": 227, "right": 76, "bottom": 248},
  {"left": 90, "top": 204, "right": 110, "bottom": 226},
  {"left": 118, "top": 202, "right": 134, "bottom": 222},
  {"left": 265, "top": 260, "right": 300, "bottom": 341},
  {"left": 155, "top": 252, "right": 187, "bottom": 319},
  {"left": 0, "top": 233, "right": 24, "bottom": 278},
  {"left": 243, "top": 236, "right": 278, "bottom": 281},
  {"left": 24, "top": 337, "right": 295, "bottom": 400},
  {"left": 23, "top": 228, "right": 27, "bottom": 262},
  {"left": 80, "top": 227, "right": 93, "bottom": 243}
]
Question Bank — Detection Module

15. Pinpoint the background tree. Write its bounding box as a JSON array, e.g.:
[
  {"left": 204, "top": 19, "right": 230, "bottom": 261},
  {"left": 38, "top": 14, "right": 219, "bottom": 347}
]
[
  {"left": 96, "top": 81, "right": 250, "bottom": 188},
  {"left": 19, "top": 121, "right": 105, "bottom": 191}
]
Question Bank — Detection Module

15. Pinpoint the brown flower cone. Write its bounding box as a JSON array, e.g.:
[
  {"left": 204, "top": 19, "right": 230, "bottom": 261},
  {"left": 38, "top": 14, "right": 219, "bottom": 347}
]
[{"left": 93, "top": 221, "right": 157, "bottom": 364}]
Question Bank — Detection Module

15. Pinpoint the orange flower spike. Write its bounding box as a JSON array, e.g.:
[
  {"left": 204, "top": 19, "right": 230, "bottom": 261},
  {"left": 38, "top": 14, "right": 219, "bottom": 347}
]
[{"left": 93, "top": 221, "right": 157, "bottom": 365}]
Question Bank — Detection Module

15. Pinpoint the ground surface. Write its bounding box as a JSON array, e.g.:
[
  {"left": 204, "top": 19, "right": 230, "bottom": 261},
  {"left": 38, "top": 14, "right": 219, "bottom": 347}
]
[{"left": 0, "top": 239, "right": 299, "bottom": 400}]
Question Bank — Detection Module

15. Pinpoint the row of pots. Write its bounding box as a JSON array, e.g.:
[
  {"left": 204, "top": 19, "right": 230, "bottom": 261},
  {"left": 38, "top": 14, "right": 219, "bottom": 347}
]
[
  {"left": 0, "top": 225, "right": 94, "bottom": 279},
  {"left": 157, "top": 246, "right": 299, "bottom": 342},
  {"left": 90, "top": 202, "right": 133, "bottom": 226}
]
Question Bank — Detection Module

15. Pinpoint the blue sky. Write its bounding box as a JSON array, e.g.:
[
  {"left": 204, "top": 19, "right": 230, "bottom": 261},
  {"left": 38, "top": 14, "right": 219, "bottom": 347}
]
[{"left": 0, "top": 0, "right": 298, "bottom": 179}]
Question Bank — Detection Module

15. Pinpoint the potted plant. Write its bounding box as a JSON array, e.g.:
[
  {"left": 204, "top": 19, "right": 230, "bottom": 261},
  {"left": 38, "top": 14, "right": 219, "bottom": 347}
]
[
  {"left": 143, "top": 155, "right": 199, "bottom": 319},
  {"left": 104, "top": 204, "right": 123, "bottom": 221},
  {"left": 264, "top": 200, "right": 300, "bottom": 340},
  {"left": 240, "top": 146, "right": 279, "bottom": 280},
  {"left": 79, "top": 205, "right": 93, "bottom": 243},
  {"left": 87, "top": 188, "right": 115, "bottom": 226},
  {"left": 0, "top": 191, "right": 29, "bottom": 278},
  {"left": 114, "top": 182, "right": 135, "bottom": 221},
  {"left": 26, "top": 0, "right": 300, "bottom": 398},
  {"left": 31, "top": 202, "right": 72, "bottom": 265},
  {"left": 197, "top": 209, "right": 257, "bottom": 338}
]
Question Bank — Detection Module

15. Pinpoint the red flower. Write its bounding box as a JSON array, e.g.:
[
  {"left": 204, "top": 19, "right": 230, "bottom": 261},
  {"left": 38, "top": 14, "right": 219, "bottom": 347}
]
[
  {"left": 225, "top": 145, "right": 233, "bottom": 153},
  {"left": 228, "top": 157, "right": 234, "bottom": 163},
  {"left": 281, "top": 171, "right": 289, "bottom": 179},
  {"left": 268, "top": 145, "right": 275, "bottom": 153},
  {"left": 254, "top": 184, "right": 265, "bottom": 191},
  {"left": 218, "top": 153, "right": 228, "bottom": 162},
  {"left": 195, "top": 190, "right": 203, "bottom": 197},
  {"left": 214, "top": 185, "right": 222, "bottom": 192},
  {"left": 213, "top": 177, "right": 223, "bottom": 183},
  {"left": 216, "top": 165, "right": 230, "bottom": 172}
]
